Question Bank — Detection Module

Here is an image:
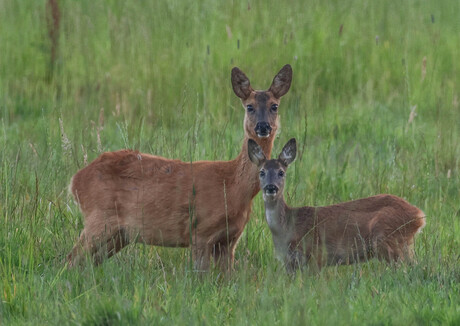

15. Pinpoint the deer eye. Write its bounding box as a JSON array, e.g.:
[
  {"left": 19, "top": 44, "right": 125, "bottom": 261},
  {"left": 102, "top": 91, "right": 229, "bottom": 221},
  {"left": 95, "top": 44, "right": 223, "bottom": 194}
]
[
  {"left": 278, "top": 170, "right": 285, "bottom": 177},
  {"left": 247, "top": 105, "right": 255, "bottom": 113},
  {"left": 271, "top": 104, "right": 278, "bottom": 112},
  {"left": 259, "top": 170, "right": 266, "bottom": 177}
]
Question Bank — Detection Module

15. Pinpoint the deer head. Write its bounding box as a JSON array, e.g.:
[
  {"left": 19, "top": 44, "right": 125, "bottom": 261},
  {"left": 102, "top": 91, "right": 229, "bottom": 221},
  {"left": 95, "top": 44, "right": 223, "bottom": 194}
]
[
  {"left": 232, "top": 65, "right": 292, "bottom": 139},
  {"left": 248, "top": 138, "right": 297, "bottom": 202}
]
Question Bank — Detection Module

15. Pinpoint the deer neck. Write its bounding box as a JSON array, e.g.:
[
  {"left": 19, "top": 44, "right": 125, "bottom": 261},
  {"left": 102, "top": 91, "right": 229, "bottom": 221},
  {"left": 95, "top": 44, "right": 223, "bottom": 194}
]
[{"left": 263, "top": 196, "right": 290, "bottom": 234}]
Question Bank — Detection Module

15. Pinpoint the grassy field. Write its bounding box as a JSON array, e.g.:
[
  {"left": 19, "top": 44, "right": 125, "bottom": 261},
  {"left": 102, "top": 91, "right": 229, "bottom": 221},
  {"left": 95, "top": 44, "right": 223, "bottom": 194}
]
[{"left": 1, "top": 0, "right": 459, "bottom": 324}]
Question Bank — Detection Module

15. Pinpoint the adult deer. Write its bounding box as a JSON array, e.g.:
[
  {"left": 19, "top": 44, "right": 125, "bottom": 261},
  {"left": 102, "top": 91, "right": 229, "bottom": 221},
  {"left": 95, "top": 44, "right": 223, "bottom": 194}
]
[
  {"left": 248, "top": 138, "right": 426, "bottom": 272},
  {"left": 68, "top": 65, "right": 293, "bottom": 271}
]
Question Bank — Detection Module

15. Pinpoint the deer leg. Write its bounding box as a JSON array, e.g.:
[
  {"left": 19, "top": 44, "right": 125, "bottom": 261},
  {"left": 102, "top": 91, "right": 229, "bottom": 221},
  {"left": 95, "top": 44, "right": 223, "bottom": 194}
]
[
  {"left": 92, "top": 228, "right": 129, "bottom": 265},
  {"left": 67, "top": 221, "right": 127, "bottom": 267},
  {"left": 212, "top": 241, "right": 237, "bottom": 273},
  {"left": 401, "top": 242, "right": 416, "bottom": 263},
  {"left": 372, "top": 234, "right": 392, "bottom": 263},
  {"left": 211, "top": 226, "right": 243, "bottom": 272},
  {"left": 386, "top": 238, "right": 416, "bottom": 265},
  {"left": 192, "top": 242, "right": 211, "bottom": 272},
  {"left": 372, "top": 230, "right": 410, "bottom": 265},
  {"left": 285, "top": 249, "right": 303, "bottom": 274},
  {"left": 67, "top": 230, "right": 95, "bottom": 268},
  {"left": 374, "top": 238, "right": 405, "bottom": 264},
  {"left": 212, "top": 242, "right": 228, "bottom": 270},
  {"left": 391, "top": 235, "right": 417, "bottom": 264},
  {"left": 371, "top": 220, "right": 398, "bottom": 263},
  {"left": 308, "top": 235, "right": 327, "bottom": 272},
  {"left": 314, "top": 248, "right": 324, "bottom": 271},
  {"left": 283, "top": 242, "right": 304, "bottom": 274}
]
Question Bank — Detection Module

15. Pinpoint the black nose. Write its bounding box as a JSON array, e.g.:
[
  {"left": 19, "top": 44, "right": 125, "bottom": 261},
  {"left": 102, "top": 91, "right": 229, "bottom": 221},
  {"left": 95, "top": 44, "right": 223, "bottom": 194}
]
[
  {"left": 255, "top": 122, "right": 272, "bottom": 137},
  {"left": 264, "top": 184, "right": 279, "bottom": 194}
]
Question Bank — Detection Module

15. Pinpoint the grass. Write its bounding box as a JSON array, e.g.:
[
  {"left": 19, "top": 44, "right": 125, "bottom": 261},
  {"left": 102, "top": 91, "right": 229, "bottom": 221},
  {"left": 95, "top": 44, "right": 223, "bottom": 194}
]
[{"left": 1, "top": 0, "right": 459, "bottom": 324}]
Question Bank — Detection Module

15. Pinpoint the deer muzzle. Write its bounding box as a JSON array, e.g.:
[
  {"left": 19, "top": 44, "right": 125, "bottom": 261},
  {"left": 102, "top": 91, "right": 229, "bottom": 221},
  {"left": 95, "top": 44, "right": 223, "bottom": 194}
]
[
  {"left": 263, "top": 184, "right": 279, "bottom": 196},
  {"left": 254, "top": 122, "right": 272, "bottom": 138}
]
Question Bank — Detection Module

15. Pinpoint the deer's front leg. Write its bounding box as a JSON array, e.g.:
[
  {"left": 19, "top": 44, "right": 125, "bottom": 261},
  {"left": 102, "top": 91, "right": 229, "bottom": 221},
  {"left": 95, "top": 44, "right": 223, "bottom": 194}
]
[
  {"left": 284, "top": 246, "right": 303, "bottom": 274},
  {"left": 212, "top": 240, "right": 238, "bottom": 273},
  {"left": 211, "top": 223, "right": 244, "bottom": 273},
  {"left": 192, "top": 242, "right": 211, "bottom": 272}
]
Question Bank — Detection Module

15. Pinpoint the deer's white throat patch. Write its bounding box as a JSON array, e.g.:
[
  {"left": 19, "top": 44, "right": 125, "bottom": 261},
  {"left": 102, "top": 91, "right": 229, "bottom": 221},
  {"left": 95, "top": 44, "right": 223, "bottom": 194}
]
[
  {"left": 264, "top": 204, "right": 290, "bottom": 262},
  {"left": 265, "top": 206, "right": 282, "bottom": 233}
]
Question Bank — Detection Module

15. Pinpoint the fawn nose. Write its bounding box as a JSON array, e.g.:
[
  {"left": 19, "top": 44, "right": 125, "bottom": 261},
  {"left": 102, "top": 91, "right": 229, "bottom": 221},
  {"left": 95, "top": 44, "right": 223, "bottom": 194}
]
[
  {"left": 264, "top": 184, "right": 279, "bottom": 195},
  {"left": 255, "top": 122, "right": 272, "bottom": 138}
]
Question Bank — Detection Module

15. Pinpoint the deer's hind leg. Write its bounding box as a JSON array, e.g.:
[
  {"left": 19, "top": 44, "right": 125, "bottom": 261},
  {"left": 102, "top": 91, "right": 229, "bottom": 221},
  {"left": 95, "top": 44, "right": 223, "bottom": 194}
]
[
  {"left": 92, "top": 227, "right": 130, "bottom": 265},
  {"left": 387, "top": 236, "right": 417, "bottom": 264},
  {"left": 372, "top": 231, "right": 415, "bottom": 264},
  {"left": 67, "top": 216, "right": 129, "bottom": 267},
  {"left": 67, "top": 230, "right": 93, "bottom": 267}
]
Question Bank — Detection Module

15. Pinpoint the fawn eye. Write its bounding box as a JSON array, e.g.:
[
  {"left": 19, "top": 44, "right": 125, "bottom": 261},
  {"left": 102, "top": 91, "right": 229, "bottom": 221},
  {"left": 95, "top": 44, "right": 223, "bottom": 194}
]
[
  {"left": 278, "top": 170, "right": 285, "bottom": 177},
  {"left": 271, "top": 104, "right": 278, "bottom": 112},
  {"left": 259, "top": 170, "right": 266, "bottom": 177},
  {"left": 247, "top": 105, "right": 254, "bottom": 113}
]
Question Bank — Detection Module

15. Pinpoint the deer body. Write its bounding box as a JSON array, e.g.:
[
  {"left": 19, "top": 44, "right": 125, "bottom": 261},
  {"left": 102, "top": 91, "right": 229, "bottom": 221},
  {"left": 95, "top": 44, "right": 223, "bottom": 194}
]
[
  {"left": 248, "top": 139, "right": 426, "bottom": 272},
  {"left": 70, "top": 143, "right": 266, "bottom": 258},
  {"left": 265, "top": 194, "right": 425, "bottom": 270},
  {"left": 68, "top": 65, "right": 293, "bottom": 270}
]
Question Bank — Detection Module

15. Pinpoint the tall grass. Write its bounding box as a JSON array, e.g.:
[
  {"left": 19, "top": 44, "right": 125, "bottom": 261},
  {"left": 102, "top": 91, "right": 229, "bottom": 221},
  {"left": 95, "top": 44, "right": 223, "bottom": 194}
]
[{"left": 1, "top": 0, "right": 459, "bottom": 324}]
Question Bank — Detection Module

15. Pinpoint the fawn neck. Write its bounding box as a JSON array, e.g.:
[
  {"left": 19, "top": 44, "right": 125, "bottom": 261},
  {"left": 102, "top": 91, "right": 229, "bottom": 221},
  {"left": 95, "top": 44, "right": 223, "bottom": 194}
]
[
  {"left": 263, "top": 194, "right": 289, "bottom": 233},
  {"left": 264, "top": 195, "right": 319, "bottom": 239}
]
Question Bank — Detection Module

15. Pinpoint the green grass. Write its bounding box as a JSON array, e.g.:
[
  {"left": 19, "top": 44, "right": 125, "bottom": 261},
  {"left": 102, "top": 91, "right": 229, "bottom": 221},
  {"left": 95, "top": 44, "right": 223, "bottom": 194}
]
[{"left": 1, "top": 0, "right": 459, "bottom": 324}]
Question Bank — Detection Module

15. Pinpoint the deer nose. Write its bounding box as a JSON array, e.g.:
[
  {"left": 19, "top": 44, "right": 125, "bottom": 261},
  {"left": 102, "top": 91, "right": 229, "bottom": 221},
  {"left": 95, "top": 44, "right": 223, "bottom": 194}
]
[
  {"left": 264, "top": 184, "right": 279, "bottom": 194},
  {"left": 254, "top": 122, "right": 272, "bottom": 138}
]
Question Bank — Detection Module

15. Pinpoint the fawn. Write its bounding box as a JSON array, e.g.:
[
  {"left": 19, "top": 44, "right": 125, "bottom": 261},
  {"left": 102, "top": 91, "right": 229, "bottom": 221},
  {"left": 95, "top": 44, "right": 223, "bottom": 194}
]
[
  {"left": 68, "top": 65, "right": 293, "bottom": 271},
  {"left": 248, "top": 138, "right": 426, "bottom": 272}
]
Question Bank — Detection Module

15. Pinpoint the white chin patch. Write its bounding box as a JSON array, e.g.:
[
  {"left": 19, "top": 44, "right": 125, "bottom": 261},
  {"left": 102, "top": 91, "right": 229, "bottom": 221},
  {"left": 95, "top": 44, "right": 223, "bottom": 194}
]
[
  {"left": 263, "top": 192, "right": 277, "bottom": 200},
  {"left": 257, "top": 133, "right": 270, "bottom": 138}
]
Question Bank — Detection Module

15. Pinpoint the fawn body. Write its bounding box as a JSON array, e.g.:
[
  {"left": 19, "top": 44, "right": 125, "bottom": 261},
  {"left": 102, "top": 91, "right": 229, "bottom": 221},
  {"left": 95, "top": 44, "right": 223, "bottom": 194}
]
[
  {"left": 68, "top": 65, "right": 293, "bottom": 270},
  {"left": 248, "top": 139, "right": 426, "bottom": 272}
]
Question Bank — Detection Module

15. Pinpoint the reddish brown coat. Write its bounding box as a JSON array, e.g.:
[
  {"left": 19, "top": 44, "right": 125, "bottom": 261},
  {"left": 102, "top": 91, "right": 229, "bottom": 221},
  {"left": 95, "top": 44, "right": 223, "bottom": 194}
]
[
  {"left": 288, "top": 194, "right": 426, "bottom": 268},
  {"left": 68, "top": 65, "right": 293, "bottom": 270}
]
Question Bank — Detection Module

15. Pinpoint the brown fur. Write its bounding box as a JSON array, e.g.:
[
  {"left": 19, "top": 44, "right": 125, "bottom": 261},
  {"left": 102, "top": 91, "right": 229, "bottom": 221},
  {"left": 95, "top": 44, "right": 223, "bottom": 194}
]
[
  {"left": 286, "top": 195, "right": 426, "bottom": 270},
  {"left": 248, "top": 138, "right": 426, "bottom": 272},
  {"left": 68, "top": 65, "right": 293, "bottom": 270}
]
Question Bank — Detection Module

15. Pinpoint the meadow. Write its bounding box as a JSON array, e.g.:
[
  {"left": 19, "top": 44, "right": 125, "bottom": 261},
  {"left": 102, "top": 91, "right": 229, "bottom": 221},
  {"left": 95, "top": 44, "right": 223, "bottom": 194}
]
[{"left": 1, "top": 0, "right": 459, "bottom": 324}]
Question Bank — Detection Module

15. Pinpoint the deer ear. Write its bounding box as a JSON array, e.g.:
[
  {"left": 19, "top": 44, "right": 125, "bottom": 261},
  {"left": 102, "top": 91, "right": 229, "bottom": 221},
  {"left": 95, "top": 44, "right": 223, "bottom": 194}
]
[
  {"left": 247, "top": 139, "right": 266, "bottom": 166},
  {"left": 279, "top": 138, "right": 297, "bottom": 166},
  {"left": 232, "top": 67, "right": 253, "bottom": 100},
  {"left": 268, "top": 64, "right": 292, "bottom": 99}
]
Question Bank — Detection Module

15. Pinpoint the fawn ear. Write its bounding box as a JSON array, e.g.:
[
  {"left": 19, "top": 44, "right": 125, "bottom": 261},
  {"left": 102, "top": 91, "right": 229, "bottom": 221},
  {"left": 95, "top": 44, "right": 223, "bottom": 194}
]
[
  {"left": 248, "top": 139, "right": 266, "bottom": 166},
  {"left": 279, "top": 138, "right": 297, "bottom": 166},
  {"left": 268, "top": 64, "right": 292, "bottom": 99},
  {"left": 232, "top": 67, "right": 254, "bottom": 100}
]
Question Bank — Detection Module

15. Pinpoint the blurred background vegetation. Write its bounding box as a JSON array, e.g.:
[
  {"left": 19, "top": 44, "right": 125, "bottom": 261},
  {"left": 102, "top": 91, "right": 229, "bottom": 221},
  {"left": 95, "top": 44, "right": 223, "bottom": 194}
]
[{"left": 0, "top": 0, "right": 459, "bottom": 324}]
